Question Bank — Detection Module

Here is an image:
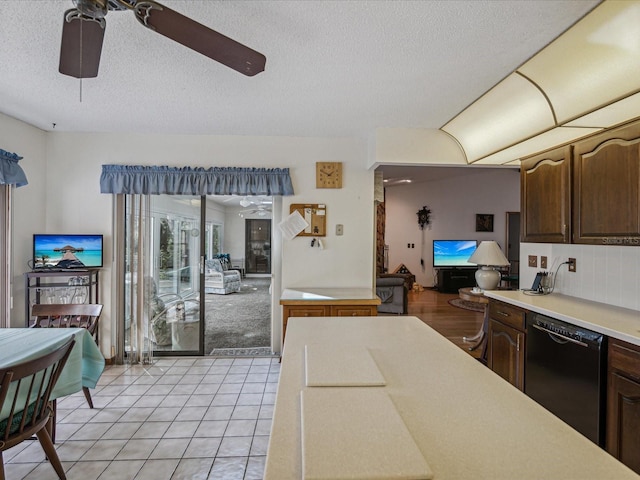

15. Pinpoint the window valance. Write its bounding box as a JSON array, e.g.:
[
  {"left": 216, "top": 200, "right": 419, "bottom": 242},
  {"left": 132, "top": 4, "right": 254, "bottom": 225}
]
[
  {"left": 100, "top": 165, "right": 294, "bottom": 196},
  {"left": 0, "top": 149, "right": 28, "bottom": 187}
]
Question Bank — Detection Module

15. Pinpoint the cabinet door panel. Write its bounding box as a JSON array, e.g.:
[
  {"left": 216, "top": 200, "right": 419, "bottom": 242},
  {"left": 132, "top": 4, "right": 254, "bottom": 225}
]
[
  {"left": 330, "top": 305, "right": 377, "bottom": 316},
  {"left": 607, "top": 371, "right": 640, "bottom": 474},
  {"left": 573, "top": 122, "right": 640, "bottom": 245},
  {"left": 489, "top": 301, "right": 525, "bottom": 330},
  {"left": 488, "top": 319, "right": 524, "bottom": 391},
  {"left": 520, "top": 146, "right": 571, "bottom": 243},
  {"left": 282, "top": 306, "right": 328, "bottom": 342}
]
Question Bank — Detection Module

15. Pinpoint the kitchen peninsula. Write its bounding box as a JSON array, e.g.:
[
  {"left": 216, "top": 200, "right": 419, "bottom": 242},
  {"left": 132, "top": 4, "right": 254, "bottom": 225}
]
[{"left": 265, "top": 315, "right": 639, "bottom": 479}]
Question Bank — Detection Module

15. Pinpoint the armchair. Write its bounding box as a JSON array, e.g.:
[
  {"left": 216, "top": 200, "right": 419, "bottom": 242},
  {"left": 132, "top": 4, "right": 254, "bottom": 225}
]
[
  {"left": 376, "top": 275, "right": 409, "bottom": 314},
  {"left": 204, "top": 258, "right": 241, "bottom": 295}
]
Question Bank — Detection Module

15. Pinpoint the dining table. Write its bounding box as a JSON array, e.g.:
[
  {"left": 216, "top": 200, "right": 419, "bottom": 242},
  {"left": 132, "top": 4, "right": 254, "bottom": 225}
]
[{"left": 0, "top": 327, "right": 105, "bottom": 422}]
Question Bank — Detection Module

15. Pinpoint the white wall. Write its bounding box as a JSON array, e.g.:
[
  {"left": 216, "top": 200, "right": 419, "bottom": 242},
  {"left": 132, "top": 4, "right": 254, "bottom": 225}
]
[
  {"left": 22, "top": 131, "right": 374, "bottom": 356},
  {"left": 384, "top": 169, "right": 520, "bottom": 287}
]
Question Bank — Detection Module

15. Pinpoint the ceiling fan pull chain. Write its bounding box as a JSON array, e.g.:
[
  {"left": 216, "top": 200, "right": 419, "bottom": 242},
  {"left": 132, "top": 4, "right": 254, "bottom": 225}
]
[{"left": 79, "top": 15, "right": 83, "bottom": 102}]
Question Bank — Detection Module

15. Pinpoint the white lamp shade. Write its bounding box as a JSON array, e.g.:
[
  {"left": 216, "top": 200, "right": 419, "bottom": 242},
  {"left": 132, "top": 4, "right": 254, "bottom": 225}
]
[{"left": 468, "top": 241, "right": 510, "bottom": 267}]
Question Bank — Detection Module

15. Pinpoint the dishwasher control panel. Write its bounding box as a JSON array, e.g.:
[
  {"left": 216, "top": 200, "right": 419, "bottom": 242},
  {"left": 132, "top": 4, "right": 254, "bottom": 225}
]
[{"left": 529, "top": 314, "right": 603, "bottom": 345}]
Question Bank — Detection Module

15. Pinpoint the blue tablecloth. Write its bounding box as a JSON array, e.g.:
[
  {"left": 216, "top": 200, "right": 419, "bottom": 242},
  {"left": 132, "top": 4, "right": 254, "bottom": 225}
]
[{"left": 0, "top": 328, "right": 105, "bottom": 421}]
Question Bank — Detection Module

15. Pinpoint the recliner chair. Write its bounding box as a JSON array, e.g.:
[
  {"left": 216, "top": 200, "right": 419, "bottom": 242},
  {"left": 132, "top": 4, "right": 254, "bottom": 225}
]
[{"left": 376, "top": 275, "right": 408, "bottom": 314}]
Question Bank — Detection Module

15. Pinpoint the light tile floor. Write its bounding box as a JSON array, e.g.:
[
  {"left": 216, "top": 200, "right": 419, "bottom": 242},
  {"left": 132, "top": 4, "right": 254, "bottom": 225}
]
[{"left": 3, "top": 356, "right": 280, "bottom": 480}]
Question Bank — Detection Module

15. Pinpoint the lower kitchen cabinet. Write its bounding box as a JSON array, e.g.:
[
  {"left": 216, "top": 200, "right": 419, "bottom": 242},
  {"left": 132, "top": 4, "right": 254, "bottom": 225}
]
[
  {"left": 487, "top": 300, "right": 526, "bottom": 391},
  {"left": 281, "top": 304, "right": 378, "bottom": 343},
  {"left": 607, "top": 338, "right": 640, "bottom": 474}
]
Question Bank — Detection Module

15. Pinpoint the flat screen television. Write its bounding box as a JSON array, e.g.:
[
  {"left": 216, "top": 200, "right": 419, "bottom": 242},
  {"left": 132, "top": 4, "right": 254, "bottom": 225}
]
[
  {"left": 33, "top": 234, "right": 103, "bottom": 269},
  {"left": 433, "top": 240, "right": 477, "bottom": 268}
]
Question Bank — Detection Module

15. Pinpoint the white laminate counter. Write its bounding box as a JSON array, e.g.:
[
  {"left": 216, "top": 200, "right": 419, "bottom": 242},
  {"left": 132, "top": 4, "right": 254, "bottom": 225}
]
[
  {"left": 265, "top": 316, "right": 640, "bottom": 480},
  {"left": 280, "top": 287, "right": 380, "bottom": 303},
  {"left": 483, "top": 290, "right": 640, "bottom": 345}
]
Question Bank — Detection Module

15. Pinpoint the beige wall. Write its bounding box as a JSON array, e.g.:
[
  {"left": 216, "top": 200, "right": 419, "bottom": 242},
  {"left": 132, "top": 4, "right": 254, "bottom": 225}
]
[
  {"left": 2, "top": 122, "right": 375, "bottom": 355},
  {"left": 0, "top": 113, "right": 47, "bottom": 327}
]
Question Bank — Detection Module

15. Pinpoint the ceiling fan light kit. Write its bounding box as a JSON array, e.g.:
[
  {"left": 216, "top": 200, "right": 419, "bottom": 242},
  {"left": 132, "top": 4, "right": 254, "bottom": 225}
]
[{"left": 59, "top": 0, "right": 266, "bottom": 79}]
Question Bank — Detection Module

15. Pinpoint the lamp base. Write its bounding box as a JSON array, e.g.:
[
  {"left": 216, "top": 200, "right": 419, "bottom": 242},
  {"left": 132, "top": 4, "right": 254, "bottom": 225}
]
[{"left": 475, "top": 266, "right": 501, "bottom": 290}]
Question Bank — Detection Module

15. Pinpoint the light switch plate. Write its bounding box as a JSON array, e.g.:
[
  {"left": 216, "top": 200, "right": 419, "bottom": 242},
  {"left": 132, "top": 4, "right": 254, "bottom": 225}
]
[
  {"left": 336, "top": 224, "right": 344, "bottom": 236},
  {"left": 528, "top": 255, "right": 537, "bottom": 268}
]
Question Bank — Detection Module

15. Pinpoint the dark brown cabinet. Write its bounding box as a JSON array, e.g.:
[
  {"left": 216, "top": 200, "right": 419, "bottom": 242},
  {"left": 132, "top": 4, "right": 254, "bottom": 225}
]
[
  {"left": 573, "top": 122, "right": 640, "bottom": 245},
  {"left": 607, "top": 338, "right": 640, "bottom": 474},
  {"left": 487, "top": 300, "right": 526, "bottom": 391},
  {"left": 520, "top": 146, "right": 571, "bottom": 243}
]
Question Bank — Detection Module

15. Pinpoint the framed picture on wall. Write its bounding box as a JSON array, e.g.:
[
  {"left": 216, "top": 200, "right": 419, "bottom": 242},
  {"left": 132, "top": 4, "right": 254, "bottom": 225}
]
[{"left": 476, "top": 214, "right": 494, "bottom": 232}]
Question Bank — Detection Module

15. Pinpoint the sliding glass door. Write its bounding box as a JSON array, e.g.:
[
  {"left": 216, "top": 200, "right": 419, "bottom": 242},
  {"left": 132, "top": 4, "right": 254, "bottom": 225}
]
[{"left": 123, "top": 195, "right": 204, "bottom": 358}]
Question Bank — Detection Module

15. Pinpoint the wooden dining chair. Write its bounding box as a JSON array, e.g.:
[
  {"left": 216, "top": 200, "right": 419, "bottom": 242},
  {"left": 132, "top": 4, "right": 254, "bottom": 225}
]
[
  {"left": 30, "top": 304, "right": 103, "bottom": 408},
  {"left": 0, "top": 336, "right": 75, "bottom": 480}
]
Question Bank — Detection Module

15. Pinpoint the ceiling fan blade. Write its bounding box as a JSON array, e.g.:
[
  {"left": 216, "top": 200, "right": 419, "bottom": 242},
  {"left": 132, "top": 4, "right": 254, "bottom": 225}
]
[
  {"left": 134, "top": 1, "right": 266, "bottom": 77},
  {"left": 59, "top": 9, "right": 105, "bottom": 78}
]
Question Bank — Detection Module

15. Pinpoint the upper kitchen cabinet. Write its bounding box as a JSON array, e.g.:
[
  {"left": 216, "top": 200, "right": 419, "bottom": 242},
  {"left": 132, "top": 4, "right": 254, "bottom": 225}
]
[
  {"left": 520, "top": 146, "right": 571, "bottom": 243},
  {"left": 573, "top": 122, "right": 640, "bottom": 246}
]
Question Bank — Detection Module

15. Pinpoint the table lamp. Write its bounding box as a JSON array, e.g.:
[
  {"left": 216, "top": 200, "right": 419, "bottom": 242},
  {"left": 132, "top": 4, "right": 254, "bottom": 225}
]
[{"left": 468, "top": 241, "right": 510, "bottom": 290}]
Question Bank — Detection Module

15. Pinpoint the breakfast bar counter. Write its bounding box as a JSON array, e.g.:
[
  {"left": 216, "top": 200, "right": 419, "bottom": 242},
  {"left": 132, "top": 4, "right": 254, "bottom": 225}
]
[{"left": 265, "top": 315, "right": 639, "bottom": 479}]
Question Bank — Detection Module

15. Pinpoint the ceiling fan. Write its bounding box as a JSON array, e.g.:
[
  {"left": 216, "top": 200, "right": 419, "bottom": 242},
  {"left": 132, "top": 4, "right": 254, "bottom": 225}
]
[
  {"left": 224, "top": 195, "right": 272, "bottom": 208},
  {"left": 239, "top": 204, "right": 272, "bottom": 217},
  {"left": 59, "top": 0, "right": 266, "bottom": 79}
]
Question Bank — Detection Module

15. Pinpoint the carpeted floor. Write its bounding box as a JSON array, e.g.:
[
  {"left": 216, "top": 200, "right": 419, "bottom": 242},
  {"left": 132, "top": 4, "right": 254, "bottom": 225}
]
[
  {"left": 448, "top": 298, "right": 485, "bottom": 313},
  {"left": 204, "top": 277, "right": 271, "bottom": 354}
]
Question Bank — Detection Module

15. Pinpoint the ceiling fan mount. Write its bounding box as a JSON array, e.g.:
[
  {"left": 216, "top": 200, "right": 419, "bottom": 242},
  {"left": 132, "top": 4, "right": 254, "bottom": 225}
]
[
  {"left": 72, "top": 0, "right": 108, "bottom": 18},
  {"left": 59, "top": 0, "right": 266, "bottom": 79}
]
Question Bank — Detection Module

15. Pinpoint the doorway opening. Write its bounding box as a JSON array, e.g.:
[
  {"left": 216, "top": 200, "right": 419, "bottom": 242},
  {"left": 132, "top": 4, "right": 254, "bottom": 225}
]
[{"left": 203, "top": 200, "right": 272, "bottom": 356}]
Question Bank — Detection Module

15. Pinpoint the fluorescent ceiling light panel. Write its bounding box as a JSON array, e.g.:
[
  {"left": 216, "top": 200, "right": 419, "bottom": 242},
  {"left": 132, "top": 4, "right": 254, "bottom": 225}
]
[
  {"left": 442, "top": 73, "right": 555, "bottom": 163},
  {"left": 441, "top": 1, "right": 640, "bottom": 165},
  {"left": 565, "top": 91, "right": 640, "bottom": 128},
  {"left": 519, "top": 1, "right": 640, "bottom": 125},
  {"left": 472, "top": 126, "right": 601, "bottom": 165}
]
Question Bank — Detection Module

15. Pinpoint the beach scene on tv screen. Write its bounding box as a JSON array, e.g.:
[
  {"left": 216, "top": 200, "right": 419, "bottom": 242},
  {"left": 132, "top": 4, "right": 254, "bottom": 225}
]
[
  {"left": 434, "top": 240, "right": 477, "bottom": 267},
  {"left": 34, "top": 235, "right": 102, "bottom": 268}
]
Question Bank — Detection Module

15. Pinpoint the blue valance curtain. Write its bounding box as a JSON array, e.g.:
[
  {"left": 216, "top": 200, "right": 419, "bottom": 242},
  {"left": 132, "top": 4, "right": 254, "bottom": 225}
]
[
  {"left": 100, "top": 165, "right": 294, "bottom": 196},
  {"left": 0, "top": 149, "right": 28, "bottom": 187}
]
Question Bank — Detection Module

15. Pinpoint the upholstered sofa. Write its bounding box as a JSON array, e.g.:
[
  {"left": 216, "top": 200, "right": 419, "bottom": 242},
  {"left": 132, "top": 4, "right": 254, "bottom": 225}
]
[
  {"left": 376, "top": 275, "right": 409, "bottom": 314},
  {"left": 204, "top": 258, "right": 241, "bottom": 294}
]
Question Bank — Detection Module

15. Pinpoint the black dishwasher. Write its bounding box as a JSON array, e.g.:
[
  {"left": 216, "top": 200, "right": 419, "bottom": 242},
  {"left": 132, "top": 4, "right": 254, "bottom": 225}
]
[{"left": 525, "top": 313, "right": 606, "bottom": 446}]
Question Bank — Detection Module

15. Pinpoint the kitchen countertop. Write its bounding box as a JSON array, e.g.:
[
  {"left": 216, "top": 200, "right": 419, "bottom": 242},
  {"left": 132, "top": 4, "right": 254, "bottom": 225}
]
[
  {"left": 280, "top": 287, "right": 380, "bottom": 305},
  {"left": 483, "top": 290, "right": 640, "bottom": 345},
  {"left": 265, "top": 315, "right": 639, "bottom": 479}
]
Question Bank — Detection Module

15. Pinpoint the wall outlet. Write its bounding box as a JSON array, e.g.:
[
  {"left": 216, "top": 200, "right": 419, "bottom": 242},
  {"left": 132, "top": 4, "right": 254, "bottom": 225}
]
[
  {"left": 540, "top": 256, "right": 547, "bottom": 269},
  {"left": 568, "top": 258, "right": 576, "bottom": 272},
  {"left": 528, "top": 255, "right": 537, "bottom": 268}
]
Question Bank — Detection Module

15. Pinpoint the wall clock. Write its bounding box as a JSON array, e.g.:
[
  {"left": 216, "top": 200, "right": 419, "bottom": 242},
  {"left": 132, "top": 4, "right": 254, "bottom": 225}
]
[{"left": 316, "top": 162, "right": 343, "bottom": 188}]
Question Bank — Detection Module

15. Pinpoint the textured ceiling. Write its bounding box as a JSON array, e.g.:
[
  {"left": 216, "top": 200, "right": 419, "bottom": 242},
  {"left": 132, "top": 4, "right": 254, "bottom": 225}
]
[{"left": 0, "top": 0, "right": 600, "bottom": 139}]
